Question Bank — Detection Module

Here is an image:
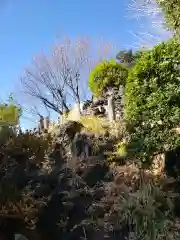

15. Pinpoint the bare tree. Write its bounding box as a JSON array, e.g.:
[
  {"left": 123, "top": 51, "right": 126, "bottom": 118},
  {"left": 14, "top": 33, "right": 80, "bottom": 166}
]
[{"left": 20, "top": 36, "right": 113, "bottom": 118}]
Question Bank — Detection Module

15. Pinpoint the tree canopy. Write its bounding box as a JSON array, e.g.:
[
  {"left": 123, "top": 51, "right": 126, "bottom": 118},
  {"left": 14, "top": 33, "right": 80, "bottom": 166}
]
[
  {"left": 157, "top": 0, "right": 180, "bottom": 35},
  {"left": 125, "top": 38, "right": 180, "bottom": 165},
  {"left": 116, "top": 49, "right": 146, "bottom": 69},
  {"left": 0, "top": 103, "right": 21, "bottom": 126},
  {"left": 20, "top": 37, "right": 113, "bottom": 116},
  {"left": 88, "top": 59, "right": 128, "bottom": 97}
]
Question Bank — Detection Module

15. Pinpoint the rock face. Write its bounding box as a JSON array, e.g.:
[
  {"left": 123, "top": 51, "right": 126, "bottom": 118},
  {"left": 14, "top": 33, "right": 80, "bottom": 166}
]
[
  {"left": 29, "top": 158, "right": 126, "bottom": 240},
  {"left": 71, "top": 132, "right": 93, "bottom": 158},
  {"left": 15, "top": 234, "right": 28, "bottom": 240},
  {"left": 55, "top": 120, "right": 84, "bottom": 139},
  {"left": 82, "top": 99, "right": 107, "bottom": 117},
  {"left": 82, "top": 86, "right": 124, "bottom": 120},
  {"left": 113, "top": 86, "right": 124, "bottom": 120},
  {"left": 107, "top": 95, "right": 116, "bottom": 122},
  {"left": 165, "top": 147, "right": 180, "bottom": 178},
  {"left": 1, "top": 119, "right": 178, "bottom": 240},
  {"left": 51, "top": 121, "right": 115, "bottom": 165},
  {"left": 52, "top": 120, "right": 84, "bottom": 162},
  {"left": 28, "top": 121, "right": 120, "bottom": 240}
]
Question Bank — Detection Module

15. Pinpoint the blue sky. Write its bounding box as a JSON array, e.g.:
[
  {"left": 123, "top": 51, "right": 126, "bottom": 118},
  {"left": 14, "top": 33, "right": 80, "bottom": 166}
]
[{"left": 0, "top": 0, "right": 170, "bottom": 129}]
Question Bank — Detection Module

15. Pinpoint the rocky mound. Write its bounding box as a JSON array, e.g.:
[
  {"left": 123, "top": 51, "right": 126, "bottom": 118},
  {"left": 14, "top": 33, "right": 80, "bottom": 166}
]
[
  {"left": 0, "top": 121, "right": 179, "bottom": 240},
  {"left": 82, "top": 86, "right": 124, "bottom": 120}
]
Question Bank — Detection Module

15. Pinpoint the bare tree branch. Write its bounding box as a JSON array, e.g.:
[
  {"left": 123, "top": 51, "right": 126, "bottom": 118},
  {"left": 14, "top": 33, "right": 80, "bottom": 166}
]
[{"left": 19, "top": 36, "right": 114, "bottom": 117}]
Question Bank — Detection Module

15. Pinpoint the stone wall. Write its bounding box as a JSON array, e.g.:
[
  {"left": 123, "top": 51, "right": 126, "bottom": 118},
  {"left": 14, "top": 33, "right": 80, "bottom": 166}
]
[{"left": 82, "top": 86, "right": 124, "bottom": 120}]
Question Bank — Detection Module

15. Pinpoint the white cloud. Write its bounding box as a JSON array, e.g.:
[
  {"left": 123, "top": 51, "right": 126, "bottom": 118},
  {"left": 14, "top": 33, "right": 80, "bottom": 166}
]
[{"left": 127, "top": 0, "right": 172, "bottom": 48}]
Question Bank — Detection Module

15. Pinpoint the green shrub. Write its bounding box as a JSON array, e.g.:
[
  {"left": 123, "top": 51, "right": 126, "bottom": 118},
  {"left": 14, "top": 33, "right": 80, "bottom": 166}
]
[
  {"left": 116, "top": 49, "right": 146, "bottom": 69},
  {"left": 157, "top": 0, "right": 180, "bottom": 35},
  {"left": 118, "top": 179, "right": 178, "bottom": 239},
  {"left": 0, "top": 103, "right": 21, "bottom": 126},
  {"left": 88, "top": 59, "right": 128, "bottom": 97},
  {"left": 0, "top": 130, "right": 52, "bottom": 225},
  {"left": 98, "top": 167, "right": 180, "bottom": 239},
  {"left": 125, "top": 39, "right": 180, "bottom": 166},
  {"left": 0, "top": 126, "right": 15, "bottom": 144},
  {"left": 115, "top": 140, "right": 128, "bottom": 157},
  {"left": 0, "top": 102, "right": 22, "bottom": 145}
]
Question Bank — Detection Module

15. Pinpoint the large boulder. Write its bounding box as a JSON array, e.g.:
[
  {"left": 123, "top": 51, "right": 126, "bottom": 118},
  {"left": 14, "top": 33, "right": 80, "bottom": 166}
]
[
  {"left": 71, "top": 132, "right": 115, "bottom": 161},
  {"left": 71, "top": 132, "right": 93, "bottom": 159},
  {"left": 53, "top": 121, "right": 84, "bottom": 159},
  {"left": 55, "top": 120, "right": 84, "bottom": 140}
]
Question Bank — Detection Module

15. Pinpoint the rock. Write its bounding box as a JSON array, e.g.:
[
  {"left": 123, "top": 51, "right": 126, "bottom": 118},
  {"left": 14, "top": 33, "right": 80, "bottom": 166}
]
[
  {"left": 47, "top": 142, "right": 65, "bottom": 165},
  {"left": 151, "top": 153, "right": 165, "bottom": 176},
  {"left": 165, "top": 148, "right": 180, "bottom": 178},
  {"left": 93, "top": 99, "right": 105, "bottom": 106},
  {"left": 92, "top": 107, "right": 101, "bottom": 116},
  {"left": 55, "top": 121, "right": 84, "bottom": 139},
  {"left": 107, "top": 95, "right": 116, "bottom": 122},
  {"left": 81, "top": 86, "right": 124, "bottom": 120},
  {"left": 81, "top": 163, "right": 109, "bottom": 187},
  {"left": 34, "top": 184, "right": 52, "bottom": 198},
  {"left": 0, "top": 216, "right": 39, "bottom": 240},
  {"left": 71, "top": 133, "right": 92, "bottom": 159},
  {"left": 82, "top": 100, "right": 92, "bottom": 110},
  {"left": 15, "top": 234, "right": 28, "bottom": 240},
  {"left": 35, "top": 165, "right": 89, "bottom": 240},
  {"left": 53, "top": 121, "right": 84, "bottom": 161}
]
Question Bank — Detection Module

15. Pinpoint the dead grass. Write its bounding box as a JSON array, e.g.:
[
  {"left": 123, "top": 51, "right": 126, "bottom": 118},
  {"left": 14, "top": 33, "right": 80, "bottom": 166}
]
[{"left": 79, "top": 116, "right": 109, "bottom": 135}]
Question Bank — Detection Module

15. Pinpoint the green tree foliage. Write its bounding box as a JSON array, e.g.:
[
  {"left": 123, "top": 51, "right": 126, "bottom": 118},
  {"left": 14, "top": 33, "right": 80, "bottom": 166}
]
[
  {"left": 0, "top": 103, "right": 21, "bottom": 126},
  {"left": 0, "top": 126, "right": 15, "bottom": 144},
  {"left": 0, "top": 102, "right": 22, "bottom": 144},
  {"left": 157, "top": 0, "right": 180, "bottom": 35},
  {"left": 88, "top": 59, "right": 128, "bottom": 97},
  {"left": 116, "top": 49, "right": 134, "bottom": 64},
  {"left": 125, "top": 38, "right": 180, "bottom": 165},
  {"left": 0, "top": 130, "right": 52, "bottom": 232},
  {"left": 116, "top": 49, "right": 146, "bottom": 69}
]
